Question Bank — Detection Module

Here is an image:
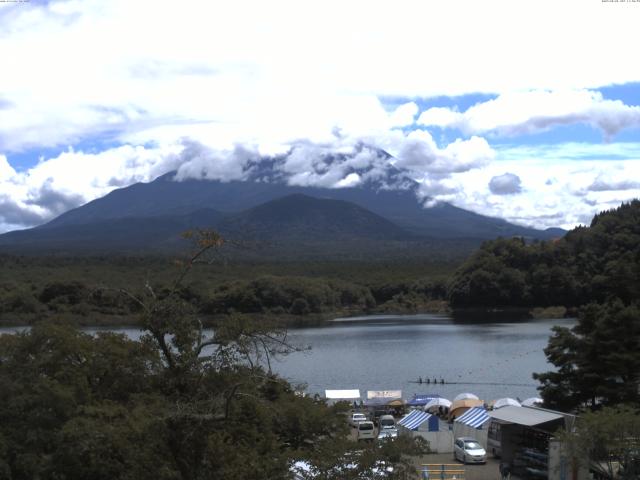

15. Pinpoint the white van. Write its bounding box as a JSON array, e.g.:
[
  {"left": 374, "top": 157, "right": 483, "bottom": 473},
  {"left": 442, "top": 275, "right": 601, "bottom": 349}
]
[
  {"left": 357, "top": 421, "right": 375, "bottom": 441},
  {"left": 378, "top": 414, "right": 396, "bottom": 430}
]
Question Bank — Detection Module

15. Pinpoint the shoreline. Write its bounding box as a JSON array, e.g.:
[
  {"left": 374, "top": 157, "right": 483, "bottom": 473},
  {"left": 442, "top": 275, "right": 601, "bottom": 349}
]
[{"left": 0, "top": 303, "right": 572, "bottom": 329}]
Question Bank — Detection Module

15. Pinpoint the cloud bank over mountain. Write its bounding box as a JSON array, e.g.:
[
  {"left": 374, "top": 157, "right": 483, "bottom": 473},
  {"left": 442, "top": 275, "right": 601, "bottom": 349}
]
[{"left": 1, "top": 0, "right": 639, "bottom": 233}]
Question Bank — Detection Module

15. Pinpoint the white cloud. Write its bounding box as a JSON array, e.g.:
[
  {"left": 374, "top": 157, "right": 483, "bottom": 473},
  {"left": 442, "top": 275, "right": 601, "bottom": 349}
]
[
  {"left": 393, "top": 131, "right": 495, "bottom": 175},
  {"left": 0, "top": 155, "right": 17, "bottom": 180},
  {"left": 0, "top": 0, "right": 639, "bottom": 233},
  {"left": 388, "top": 102, "right": 419, "bottom": 127},
  {"left": 444, "top": 145, "right": 640, "bottom": 229},
  {"left": 1, "top": 0, "right": 640, "bottom": 154},
  {"left": 334, "top": 173, "right": 362, "bottom": 188},
  {"left": 0, "top": 144, "right": 179, "bottom": 229},
  {"left": 418, "top": 90, "right": 640, "bottom": 138},
  {"left": 489, "top": 173, "right": 522, "bottom": 195}
]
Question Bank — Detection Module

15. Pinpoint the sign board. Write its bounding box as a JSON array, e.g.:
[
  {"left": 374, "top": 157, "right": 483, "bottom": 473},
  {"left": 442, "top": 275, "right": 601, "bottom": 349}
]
[{"left": 367, "top": 390, "right": 402, "bottom": 400}]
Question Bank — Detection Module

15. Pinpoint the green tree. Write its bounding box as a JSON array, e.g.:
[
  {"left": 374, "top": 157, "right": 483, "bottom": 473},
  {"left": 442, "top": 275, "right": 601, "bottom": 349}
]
[
  {"left": 557, "top": 405, "right": 640, "bottom": 480},
  {"left": 0, "top": 230, "right": 428, "bottom": 479},
  {"left": 534, "top": 302, "right": 640, "bottom": 411}
]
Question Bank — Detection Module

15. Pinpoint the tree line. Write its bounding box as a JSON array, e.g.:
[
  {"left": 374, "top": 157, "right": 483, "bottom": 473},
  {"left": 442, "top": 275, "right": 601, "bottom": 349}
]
[
  {"left": 0, "top": 232, "right": 428, "bottom": 479},
  {"left": 448, "top": 200, "right": 640, "bottom": 309},
  {"left": 0, "top": 267, "right": 450, "bottom": 326}
]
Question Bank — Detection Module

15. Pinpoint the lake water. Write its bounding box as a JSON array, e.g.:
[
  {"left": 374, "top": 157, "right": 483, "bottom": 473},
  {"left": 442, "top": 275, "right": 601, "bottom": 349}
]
[
  {"left": 269, "top": 313, "right": 576, "bottom": 402},
  {"left": 0, "top": 313, "right": 576, "bottom": 403}
]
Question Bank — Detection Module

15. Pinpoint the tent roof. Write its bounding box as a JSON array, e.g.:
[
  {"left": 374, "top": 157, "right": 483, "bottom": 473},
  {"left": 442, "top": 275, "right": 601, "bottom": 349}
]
[
  {"left": 407, "top": 394, "right": 441, "bottom": 406},
  {"left": 489, "top": 406, "right": 564, "bottom": 426},
  {"left": 325, "top": 389, "right": 360, "bottom": 400},
  {"left": 453, "top": 392, "right": 479, "bottom": 401},
  {"left": 521, "top": 397, "right": 543, "bottom": 407},
  {"left": 451, "top": 398, "right": 484, "bottom": 411},
  {"left": 455, "top": 407, "right": 489, "bottom": 428},
  {"left": 491, "top": 397, "right": 521, "bottom": 409},
  {"left": 398, "top": 410, "right": 432, "bottom": 430},
  {"left": 424, "top": 398, "right": 452, "bottom": 410}
]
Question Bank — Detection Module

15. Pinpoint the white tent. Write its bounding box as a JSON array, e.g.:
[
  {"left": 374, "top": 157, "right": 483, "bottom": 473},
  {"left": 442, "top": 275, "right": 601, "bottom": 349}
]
[
  {"left": 423, "top": 397, "right": 452, "bottom": 412},
  {"left": 453, "top": 392, "right": 479, "bottom": 402},
  {"left": 492, "top": 398, "right": 521, "bottom": 409},
  {"left": 521, "top": 397, "right": 543, "bottom": 407}
]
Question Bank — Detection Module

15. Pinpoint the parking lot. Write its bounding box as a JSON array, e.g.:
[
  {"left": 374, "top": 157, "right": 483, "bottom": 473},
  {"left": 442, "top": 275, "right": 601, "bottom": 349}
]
[
  {"left": 347, "top": 413, "right": 522, "bottom": 479},
  {"left": 412, "top": 453, "right": 521, "bottom": 480}
]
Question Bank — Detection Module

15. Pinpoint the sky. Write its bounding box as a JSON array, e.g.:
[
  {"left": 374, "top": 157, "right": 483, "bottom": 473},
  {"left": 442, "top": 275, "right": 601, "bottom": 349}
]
[{"left": 1, "top": 0, "right": 640, "bottom": 233}]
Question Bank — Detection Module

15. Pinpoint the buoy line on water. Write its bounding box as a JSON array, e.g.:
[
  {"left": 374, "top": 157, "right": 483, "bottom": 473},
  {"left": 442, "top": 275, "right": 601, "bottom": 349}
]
[
  {"left": 411, "top": 348, "right": 544, "bottom": 388},
  {"left": 407, "top": 381, "right": 536, "bottom": 387}
]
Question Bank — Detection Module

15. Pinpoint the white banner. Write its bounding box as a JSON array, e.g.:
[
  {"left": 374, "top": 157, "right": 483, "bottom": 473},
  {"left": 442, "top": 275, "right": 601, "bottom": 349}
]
[{"left": 367, "top": 390, "right": 402, "bottom": 400}]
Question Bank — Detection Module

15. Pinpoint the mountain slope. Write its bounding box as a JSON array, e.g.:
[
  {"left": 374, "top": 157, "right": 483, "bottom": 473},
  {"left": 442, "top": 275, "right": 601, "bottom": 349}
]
[
  {"left": 0, "top": 195, "right": 421, "bottom": 255},
  {"left": 40, "top": 173, "right": 562, "bottom": 240},
  {"left": 0, "top": 209, "right": 226, "bottom": 253},
  {"left": 218, "top": 193, "right": 413, "bottom": 242}
]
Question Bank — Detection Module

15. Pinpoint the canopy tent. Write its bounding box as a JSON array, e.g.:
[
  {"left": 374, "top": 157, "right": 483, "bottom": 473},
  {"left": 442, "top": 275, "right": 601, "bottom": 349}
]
[
  {"left": 407, "top": 394, "right": 441, "bottom": 407},
  {"left": 453, "top": 392, "right": 479, "bottom": 402},
  {"left": 423, "top": 397, "right": 452, "bottom": 412},
  {"left": 397, "top": 410, "right": 438, "bottom": 432},
  {"left": 453, "top": 407, "right": 490, "bottom": 448},
  {"left": 521, "top": 397, "right": 543, "bottom": 407},
  {"left": 491, "top": 397, "right": 521, "bottom": 409},
  {"left": 449, "top": 398, "right": 484, "bottom": 420},
  {"left": 455, "top": 407, "right": 490, "bottom": 429},
  {"left": 325, "top": 390, "right": 360, "bottom": 400}
]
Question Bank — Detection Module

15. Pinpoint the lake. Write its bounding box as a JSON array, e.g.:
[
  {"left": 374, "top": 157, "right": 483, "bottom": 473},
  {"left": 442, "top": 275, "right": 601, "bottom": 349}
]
[
  {"left": 269, "top": 313, "right": 576, "bottom": 402},
  {"left": 0, "top": 313, "right": 575, "bottom": 403}
]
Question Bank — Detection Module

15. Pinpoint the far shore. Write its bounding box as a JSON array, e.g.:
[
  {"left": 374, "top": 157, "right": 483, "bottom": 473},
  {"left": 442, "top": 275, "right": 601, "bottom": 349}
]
[{"left": 0, "top": 303, "right": 572, "bottom": 330}]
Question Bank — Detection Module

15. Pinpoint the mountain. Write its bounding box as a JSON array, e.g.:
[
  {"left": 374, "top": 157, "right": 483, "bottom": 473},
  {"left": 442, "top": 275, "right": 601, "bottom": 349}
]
[
  {"left": 0, "top": 194, "right": 426, "bottom": 256},
  {"left": 38, "top": 171, "right": 563, "bottom": 241},
  {"left": 218, "top": 194, "right": 412, "bottom": 242},
  {"left": 0, "top": 209, "right": 226, "bottom": 253},
  {"left": 0, "top": 148, "right": 566, "bottom": 256}
]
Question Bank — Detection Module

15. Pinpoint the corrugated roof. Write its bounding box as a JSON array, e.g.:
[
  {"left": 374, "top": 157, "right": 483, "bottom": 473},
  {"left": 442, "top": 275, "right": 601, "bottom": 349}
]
[
  {"left": 488, "top": 406, "right": 564, "bottom": 426},
  {"left": 398, "top": 410, "right": 432, "bottom": 430},
  {"left": 455, "top": 407, "right": 489, "bottom": 428}
]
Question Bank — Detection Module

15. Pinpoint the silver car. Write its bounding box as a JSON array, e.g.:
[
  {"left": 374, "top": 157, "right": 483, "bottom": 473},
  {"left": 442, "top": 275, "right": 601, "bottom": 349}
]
[
  {"left": 377, "top": 427, "right": 398, "bottom": 440},
  {"left": 454, "top": 437, "right": 487, "bottom": 464}
]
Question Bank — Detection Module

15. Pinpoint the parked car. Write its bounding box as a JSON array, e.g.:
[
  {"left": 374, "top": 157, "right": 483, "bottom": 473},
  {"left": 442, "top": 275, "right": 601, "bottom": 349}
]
[
  {"left": 377, "top": 427, "right": 398, "bottom": 440},
  {"left": 357, "top": 421, "right": 375, "bottom": 441},
  {"left": 349, "top": 412, "right": 368, "bottom": 427},
  {"left": 378, "top": 414, "right": 396, "bottom": 430},
  {"left": 371, "top": 409, "right": 389, "bottom": 425},
  {"left": 454, "top": 437, "right": 487, "bottom": 464}
]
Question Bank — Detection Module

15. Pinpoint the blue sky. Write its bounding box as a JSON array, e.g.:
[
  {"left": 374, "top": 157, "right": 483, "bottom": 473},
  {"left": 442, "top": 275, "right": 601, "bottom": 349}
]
[{"left": 1, "top": 0, "right": 639, "bottom": 232}]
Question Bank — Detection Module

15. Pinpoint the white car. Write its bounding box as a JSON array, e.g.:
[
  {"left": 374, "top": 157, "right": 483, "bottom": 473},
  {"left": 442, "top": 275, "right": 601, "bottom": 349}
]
[
  {"left": 454, "top": 437, "right": 487, "bottom": 464},
  {"left": 349, "top": 412, "right": 368, "bottom": 427}
]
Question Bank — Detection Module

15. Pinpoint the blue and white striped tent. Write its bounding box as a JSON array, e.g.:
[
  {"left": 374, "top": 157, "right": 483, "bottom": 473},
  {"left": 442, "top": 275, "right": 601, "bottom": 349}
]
[
  {"left": 397, "top": 410, "right": 438, "bottom": 431},
  {"left": 455, "top": 407, "right": 489, "bottom": 429}
]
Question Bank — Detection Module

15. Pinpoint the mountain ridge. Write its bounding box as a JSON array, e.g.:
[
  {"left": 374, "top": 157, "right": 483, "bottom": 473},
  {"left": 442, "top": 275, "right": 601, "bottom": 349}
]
[{"left": 38, "top": 170, "right": 563, "bottom": 240}]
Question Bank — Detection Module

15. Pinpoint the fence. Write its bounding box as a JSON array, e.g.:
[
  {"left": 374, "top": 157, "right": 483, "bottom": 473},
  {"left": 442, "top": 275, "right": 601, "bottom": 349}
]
[{"left": 419, "top": 463, "right": 465, "bottom": 479}]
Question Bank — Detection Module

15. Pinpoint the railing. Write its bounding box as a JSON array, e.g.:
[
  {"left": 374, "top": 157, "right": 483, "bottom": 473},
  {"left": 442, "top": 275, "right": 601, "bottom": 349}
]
[{"left": 419, "top": 464, "right": 466, "bottom": 479}]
